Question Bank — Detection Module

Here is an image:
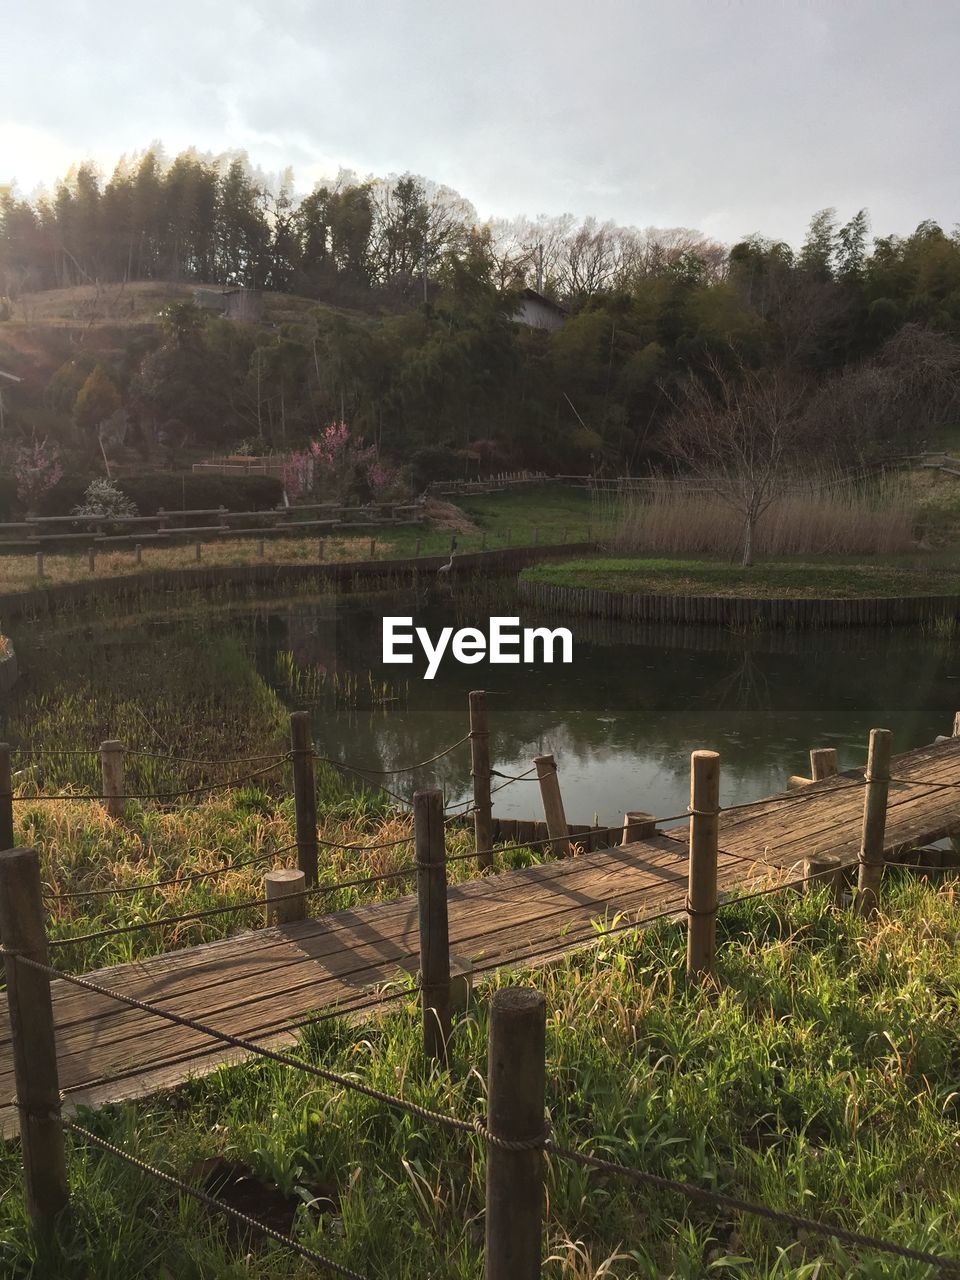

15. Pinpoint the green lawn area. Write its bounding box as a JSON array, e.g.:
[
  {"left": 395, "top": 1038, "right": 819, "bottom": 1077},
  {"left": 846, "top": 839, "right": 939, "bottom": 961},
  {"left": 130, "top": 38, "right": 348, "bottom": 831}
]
[
  {"left": 4, "top": 875, "right": 960, "bottom": 1277},
  {"left": 522, "top": 554, "right": 960, "bottom": 599}
]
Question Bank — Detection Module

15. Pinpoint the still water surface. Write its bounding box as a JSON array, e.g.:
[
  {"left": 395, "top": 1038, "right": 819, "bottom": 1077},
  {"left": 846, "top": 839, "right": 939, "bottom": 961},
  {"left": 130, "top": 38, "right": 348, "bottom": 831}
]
[
  {"left": 245, "top": 589, "right": 960, "bottom": 827},
  {"left": 14, "top": 585, "right": 959, "bottom": 828}
]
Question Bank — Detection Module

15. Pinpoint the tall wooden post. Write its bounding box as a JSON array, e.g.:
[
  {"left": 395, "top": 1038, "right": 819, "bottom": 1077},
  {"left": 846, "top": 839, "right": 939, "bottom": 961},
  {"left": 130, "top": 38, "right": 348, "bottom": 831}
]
[
  {"left": 809, "top": 747, "right": 838, "bottom": 781},
  {"left": 534, "top": 754, "right": 570, "bottom": 858},
  {"left": 99, "top": 740, "right": 124, "bottom": 820},
  {"left": 470, "top": 691, "right": 494, "bottom": 871},
  {"left": 369, "top": 537, "right": 376, "bottom": 559},
  {"left": 289, "top": 712, "right": 318, "bottom": 888},
  {"left": 35, "top": 552, "right": 44, "bottom": 579},
  {"left": 484, "top": 988, "right": 546, "bottom": 1280},
  {"left": 0, "top": 848, "right": 69, "bottom": 1226},
  {"left": 257, "top": 539, "right": 265, "bottom": 558},
  {"left": 317, "top": 539, "right": 324, "bottom": 562},
  {"left": 687, "top": 750, "right": 720, "bottom": 980},
  {"left": 414, "top": 788, "right": 451, "bottom": 1066},
  {"left": 87, "top": 547, "right": 96, "bottom": 573},
  {"left": 195, "top": 541, "right": 202, "bottom": 562},
  {"left": 855, "top": 728, "right": 892, "bottom": 917},
  {"left": 0, "top": 744, "right": 13, "bottom": 852},
  {"left": 134, "top": 543, "right": 142, "bottom": 566}
]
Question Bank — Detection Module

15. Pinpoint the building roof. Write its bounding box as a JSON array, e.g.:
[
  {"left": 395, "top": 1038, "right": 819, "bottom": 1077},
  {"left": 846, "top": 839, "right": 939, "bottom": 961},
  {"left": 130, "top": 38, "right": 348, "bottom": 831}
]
[{"left": 517, "top": 287, "right": 568, "bottom": 316}]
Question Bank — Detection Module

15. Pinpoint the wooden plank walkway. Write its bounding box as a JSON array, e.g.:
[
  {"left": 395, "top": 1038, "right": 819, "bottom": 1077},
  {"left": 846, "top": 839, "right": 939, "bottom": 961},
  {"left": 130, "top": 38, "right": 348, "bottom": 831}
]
[{"left": 3, "top": 735, "right": 960, "bottom": 1139}]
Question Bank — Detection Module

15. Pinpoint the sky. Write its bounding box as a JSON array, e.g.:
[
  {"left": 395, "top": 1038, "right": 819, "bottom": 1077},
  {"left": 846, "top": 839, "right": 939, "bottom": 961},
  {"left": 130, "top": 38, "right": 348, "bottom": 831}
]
[{"left": 3, "top": 0, "right": 958, "bottom": 249}]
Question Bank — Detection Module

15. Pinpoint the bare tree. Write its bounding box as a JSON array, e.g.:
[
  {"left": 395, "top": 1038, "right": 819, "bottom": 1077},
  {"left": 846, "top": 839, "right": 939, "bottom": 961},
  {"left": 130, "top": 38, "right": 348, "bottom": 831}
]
[{"left": 662, "top": 357, "right": 808, "bottom": 566}]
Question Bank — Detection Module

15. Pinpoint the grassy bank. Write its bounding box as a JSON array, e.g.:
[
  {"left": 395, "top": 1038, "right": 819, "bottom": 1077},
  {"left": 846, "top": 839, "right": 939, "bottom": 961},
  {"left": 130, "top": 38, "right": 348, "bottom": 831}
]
[
  {"left": 522, "top": 556, "right": 960, "bottom": 600},
  {"left": 3, "top": 873, "right": 960, "bottom": 1277},
  {"left": 0, "top": 485, "right": 608, "bottom": 596}
]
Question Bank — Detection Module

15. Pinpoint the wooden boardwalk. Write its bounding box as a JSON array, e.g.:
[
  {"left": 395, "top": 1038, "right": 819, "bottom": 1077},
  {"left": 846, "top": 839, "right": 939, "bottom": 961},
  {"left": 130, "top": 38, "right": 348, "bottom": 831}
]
[{"left": 3, "top": 735, "right": 960, "bottom": 1139}]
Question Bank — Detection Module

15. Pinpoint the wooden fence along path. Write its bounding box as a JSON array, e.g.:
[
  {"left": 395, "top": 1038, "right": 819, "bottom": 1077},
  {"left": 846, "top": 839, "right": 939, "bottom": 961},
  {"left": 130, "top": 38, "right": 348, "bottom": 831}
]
[{"left": 3, "top": 733, "right": 960, "bottom": 1140}]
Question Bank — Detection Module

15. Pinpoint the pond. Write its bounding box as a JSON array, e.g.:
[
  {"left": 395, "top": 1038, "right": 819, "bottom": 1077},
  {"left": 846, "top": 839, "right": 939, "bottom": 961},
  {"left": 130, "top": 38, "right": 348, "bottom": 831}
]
[{"left": 9, "top": 582, "right": 955, "bottom": 831}]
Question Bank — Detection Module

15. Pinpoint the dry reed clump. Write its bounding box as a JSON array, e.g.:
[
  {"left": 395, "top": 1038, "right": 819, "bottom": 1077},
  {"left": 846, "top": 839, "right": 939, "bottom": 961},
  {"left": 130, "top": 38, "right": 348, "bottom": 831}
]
[{"left": 613, "top": 476, "right": 917, "bottom": 558}]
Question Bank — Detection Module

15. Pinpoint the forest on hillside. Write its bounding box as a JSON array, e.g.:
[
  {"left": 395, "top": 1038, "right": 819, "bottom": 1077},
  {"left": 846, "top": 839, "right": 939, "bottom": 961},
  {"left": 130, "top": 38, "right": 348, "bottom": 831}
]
[{"left": 2, "top": 146, "right": 960, "bottom": 506}]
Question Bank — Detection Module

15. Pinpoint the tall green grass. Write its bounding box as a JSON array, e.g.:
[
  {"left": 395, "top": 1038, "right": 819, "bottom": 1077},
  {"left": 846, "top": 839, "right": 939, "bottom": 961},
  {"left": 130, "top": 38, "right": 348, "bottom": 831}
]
[{"left": 2, "top": 875, "right": 960, "bottom": 1276}]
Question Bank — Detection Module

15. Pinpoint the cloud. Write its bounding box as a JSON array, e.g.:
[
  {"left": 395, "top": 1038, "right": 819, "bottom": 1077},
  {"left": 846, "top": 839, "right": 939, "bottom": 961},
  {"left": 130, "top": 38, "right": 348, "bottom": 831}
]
[{"left": 3, "top": 0, "right": 958, "bottom": 246}]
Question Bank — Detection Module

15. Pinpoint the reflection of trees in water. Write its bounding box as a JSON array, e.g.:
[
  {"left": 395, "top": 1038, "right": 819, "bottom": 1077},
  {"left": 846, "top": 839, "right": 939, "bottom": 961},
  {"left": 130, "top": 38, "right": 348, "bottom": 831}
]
[
  {"left": 715, "top": 651, "right": 772, "bottom": 716},
  {"left": 16, "top": 584, "right": 960, "bottom": 812}
]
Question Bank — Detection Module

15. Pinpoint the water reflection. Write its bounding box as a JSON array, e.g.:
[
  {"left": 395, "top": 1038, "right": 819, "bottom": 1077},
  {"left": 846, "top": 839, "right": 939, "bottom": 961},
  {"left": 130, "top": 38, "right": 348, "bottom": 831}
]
[
  {"left": 254, "top": 589, "right": 960, "bottom": 828},
  {"left": 10, "top": 585, "right": 958, "bottom": 832}
]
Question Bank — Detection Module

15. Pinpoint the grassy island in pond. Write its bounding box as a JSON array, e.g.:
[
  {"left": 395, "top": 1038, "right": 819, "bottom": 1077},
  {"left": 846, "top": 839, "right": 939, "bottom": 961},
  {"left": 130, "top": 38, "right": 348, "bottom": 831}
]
[{"left": 522, "top": 556, "right": 960, "bottom": 600}]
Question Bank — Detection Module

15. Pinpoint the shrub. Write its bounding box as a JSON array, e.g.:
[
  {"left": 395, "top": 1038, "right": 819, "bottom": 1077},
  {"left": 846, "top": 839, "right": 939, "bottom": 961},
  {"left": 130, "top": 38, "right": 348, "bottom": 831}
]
[
  {"left": 40, "top": 471, "right": 284, "bottom": 516},
  {"left": 73, "top": 479, "right": 138, "bottom": 519},
  {"left": 0, "top": 474, "right": 17, "bottom": 519}
]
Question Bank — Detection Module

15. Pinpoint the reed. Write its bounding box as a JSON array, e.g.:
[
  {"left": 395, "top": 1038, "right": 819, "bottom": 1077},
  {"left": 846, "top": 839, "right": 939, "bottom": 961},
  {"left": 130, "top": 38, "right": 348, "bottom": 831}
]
[{"left": 614, "top": 473, "right": 916, "bottom": 558}]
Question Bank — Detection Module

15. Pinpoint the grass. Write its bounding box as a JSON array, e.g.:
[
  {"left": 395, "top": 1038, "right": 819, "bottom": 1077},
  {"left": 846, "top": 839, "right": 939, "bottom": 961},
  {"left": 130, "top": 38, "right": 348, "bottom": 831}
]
[
  {"left": 522, "top": 555, "right": 960, "bottom": 599},
  {"left": 3, "top": 873, "right": 960, "bottom": 1276},
  {"left": 0, "top": 484, "right": 611, "bottom": 597}
]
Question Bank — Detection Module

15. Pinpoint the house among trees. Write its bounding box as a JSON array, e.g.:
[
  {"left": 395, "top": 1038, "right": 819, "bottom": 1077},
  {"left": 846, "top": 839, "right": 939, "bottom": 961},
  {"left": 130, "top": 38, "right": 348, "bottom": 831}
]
[
  {"left": 511, "top": 287, "right": 567, "bottom": 331},
  {"left": 192, "top": 286, "right": 263, "bottom": 323}
]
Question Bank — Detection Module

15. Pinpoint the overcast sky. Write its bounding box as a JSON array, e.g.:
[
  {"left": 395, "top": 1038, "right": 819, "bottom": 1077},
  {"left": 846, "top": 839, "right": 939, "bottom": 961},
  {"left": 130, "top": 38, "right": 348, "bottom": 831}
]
[{"left": 3, "top": 0, "right": 958, "bottom": 248}]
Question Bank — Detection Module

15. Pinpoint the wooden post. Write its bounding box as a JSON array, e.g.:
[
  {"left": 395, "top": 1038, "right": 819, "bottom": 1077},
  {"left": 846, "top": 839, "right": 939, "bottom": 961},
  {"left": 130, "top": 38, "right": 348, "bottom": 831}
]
[
  {"left": 99, "top": 739, "right": 124, "bottom": 819},
  {"left": 686, "top": 750, "right": 720, "bottom": 980},
  {"left": 265, "top": 868, "right": 306, "bottom": 925},
  {"left": 87, "top": 547, "right": 96, "bottom": 573},
  {"left": 804, "top": 854, "right": 843, "bottom": 905},
  {"left": 35, "top": 552, "right": 44, "bottom": 579},
  {"left": 134, "top": 543, "right": 142, "bottom": 566},
  {"left": 809, "top": 747, "right": 838, "bottom": 781},
  {"left": 317, "top": 539, "right": 324, "bottom": 562},
  {"left": 484, "top": 988, "right": 546, "bottom": 1280},
  {"left": 586, "top": 522, "right": 592, "bottom": 542},
  {"left": 533, "top": 527, "right": 539, "bottom": 545},
  {"left": 369, "top": 537, "right": 376, "bottom": 559},
  {"left": 622, "top": 810, "right": 656, "bottom": 845},
  {"left": 195, "top": 541, "right": 202, "bottom": 562},
  {"left": 470, "top": 691, "right": 494, "bottom": 871},
  {"left": 257, "top": 539, "right": 265, "bottom": 557},
  {"left": 0, "top": 848, "right": 69, "bottom": 1225},
  {"left": 414, "top": 788, "right": 451, "bottom": 1066},
  {"left": 481, "top": 532, "right": 487, "bottom": 551},
  {"left": 415, "top": 537, "right": 422, "bottom": 557},
  {"left": 855, "top": 728, "right": 892, "bottom": 917},
  {"left": 534, "top": 754, "right": 570, "bottom": 858},
  {"left": 289, "top": 712, "right": 318, "bottom": 888},
  {"left": 505, "top": 528, "right": 512, "bottom": 546},
  {"left": 0, "top": 744, "right": 12, "bottom": 852}
]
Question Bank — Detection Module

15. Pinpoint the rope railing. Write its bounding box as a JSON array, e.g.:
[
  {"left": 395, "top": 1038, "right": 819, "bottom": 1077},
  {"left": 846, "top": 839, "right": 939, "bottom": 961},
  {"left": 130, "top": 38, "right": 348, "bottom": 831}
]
[
  {"left": 5, "top": 931, "right": 960, "bottom": 1277},
  {"left": 64, "top": 1121, "right": 369, "bottom": 1280},
  {"left": 10, "top": 755, "right": 293, "bottom": 803},
  {"left": 43, "top": 842, "right": 300, "bottom": 901}
]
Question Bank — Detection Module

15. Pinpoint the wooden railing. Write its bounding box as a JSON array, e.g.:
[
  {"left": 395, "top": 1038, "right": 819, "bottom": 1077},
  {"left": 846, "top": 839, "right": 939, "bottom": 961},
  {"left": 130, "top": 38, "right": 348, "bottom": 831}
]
[{"left": 0, "top": 501, "right": 426, "bottom": 549}]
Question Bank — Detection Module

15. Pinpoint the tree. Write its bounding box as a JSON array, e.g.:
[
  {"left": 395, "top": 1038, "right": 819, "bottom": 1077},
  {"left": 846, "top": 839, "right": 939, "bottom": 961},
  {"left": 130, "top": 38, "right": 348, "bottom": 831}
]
[
  {"left": 661, "top": 357, "right": 807, "bottom": 565},
  {"left": 73, "top": 365, "right": 121, "bottom": 432}
]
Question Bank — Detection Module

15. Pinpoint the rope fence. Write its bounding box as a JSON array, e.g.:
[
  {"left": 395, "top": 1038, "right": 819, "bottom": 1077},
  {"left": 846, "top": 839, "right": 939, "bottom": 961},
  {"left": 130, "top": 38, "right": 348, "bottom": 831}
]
[
  {"left": 2, "top": 704, "right": 960, "bottom": 1273},
  {"left": 3, "top": 903, "right": 960, "bottom": 1277}
]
